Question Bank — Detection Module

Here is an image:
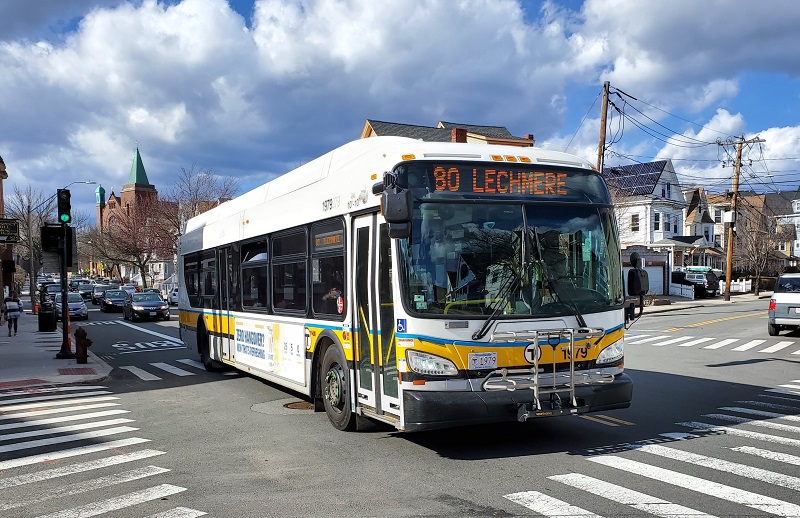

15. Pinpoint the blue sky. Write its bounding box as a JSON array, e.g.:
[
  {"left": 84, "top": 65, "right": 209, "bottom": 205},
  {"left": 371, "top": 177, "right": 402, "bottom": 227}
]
[{"left": 1, "top": 0, "right": 799, "bottom": 223}]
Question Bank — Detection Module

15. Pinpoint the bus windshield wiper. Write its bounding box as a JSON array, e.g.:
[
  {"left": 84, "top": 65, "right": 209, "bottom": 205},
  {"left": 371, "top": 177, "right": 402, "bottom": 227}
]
[
  {"left": 531, "top": 226, "right": 588, "bottom": 329},
  {"left": 472, "top": 266, "right": 520, "bottom": 341}
]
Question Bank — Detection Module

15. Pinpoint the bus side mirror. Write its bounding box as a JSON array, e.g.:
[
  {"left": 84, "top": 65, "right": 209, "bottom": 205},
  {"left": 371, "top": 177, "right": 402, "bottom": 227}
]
[
  {"left": 626, "top": 252, "right": 649, "bottom": 326},
  {"left": 382, "top": 188, "right": 412, "bottom": 223}
]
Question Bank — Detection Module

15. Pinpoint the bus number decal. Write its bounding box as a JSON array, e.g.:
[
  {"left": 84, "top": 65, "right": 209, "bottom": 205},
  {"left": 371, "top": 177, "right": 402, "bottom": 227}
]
[
  {"left": 322, "top": 196, "right": 341, "bottom": 212},
  {"left": 561, "top": 347, "right": 588, "bottom": 360}
]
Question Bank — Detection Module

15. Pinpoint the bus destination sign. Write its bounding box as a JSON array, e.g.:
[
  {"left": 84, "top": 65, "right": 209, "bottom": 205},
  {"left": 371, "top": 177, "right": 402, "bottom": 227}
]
[{"left": 431, "top": 166, "right": 567, "bottom": 196}]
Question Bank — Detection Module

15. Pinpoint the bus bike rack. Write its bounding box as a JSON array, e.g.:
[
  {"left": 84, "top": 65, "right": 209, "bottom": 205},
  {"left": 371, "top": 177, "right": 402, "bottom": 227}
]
[{"left": 482, "top": 327, "right": 610, "bottom": 421}]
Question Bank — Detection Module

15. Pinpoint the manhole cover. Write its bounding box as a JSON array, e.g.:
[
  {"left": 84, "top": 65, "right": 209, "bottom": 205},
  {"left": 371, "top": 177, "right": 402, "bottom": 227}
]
[{"left": 283, "top": 401, "right": 314, "bottom": 410}]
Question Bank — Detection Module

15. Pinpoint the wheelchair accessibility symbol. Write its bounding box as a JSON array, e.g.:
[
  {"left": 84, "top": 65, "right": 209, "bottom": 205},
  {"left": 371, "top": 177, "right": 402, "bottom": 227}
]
[{"left": 396, "top": 319, "right": 407, "bottom": 333}]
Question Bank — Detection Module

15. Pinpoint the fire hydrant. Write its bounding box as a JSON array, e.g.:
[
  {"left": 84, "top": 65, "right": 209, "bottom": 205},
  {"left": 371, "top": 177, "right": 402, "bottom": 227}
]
[{"left": 74, "top": 327, "right": 93, "bottom": 364}]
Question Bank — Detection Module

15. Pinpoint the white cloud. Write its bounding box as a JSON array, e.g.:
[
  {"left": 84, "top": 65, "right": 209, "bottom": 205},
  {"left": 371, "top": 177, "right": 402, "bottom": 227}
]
[{"left": 0, "top": 0, "right": 799, "bottom": 223}]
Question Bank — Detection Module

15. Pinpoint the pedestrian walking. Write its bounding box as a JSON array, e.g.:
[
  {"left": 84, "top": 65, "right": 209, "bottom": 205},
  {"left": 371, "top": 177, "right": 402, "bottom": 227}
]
[{"left": 3, "top": 291, "right": 22, "bottom": 336}]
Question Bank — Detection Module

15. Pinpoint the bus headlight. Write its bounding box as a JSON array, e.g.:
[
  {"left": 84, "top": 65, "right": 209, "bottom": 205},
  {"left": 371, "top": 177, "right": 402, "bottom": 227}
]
[
  {"left": 406, "top": 350, "right": 459, "bottom": 376},
  {"left": 596, "top": 340, "right": 624, "bottom": 365}
]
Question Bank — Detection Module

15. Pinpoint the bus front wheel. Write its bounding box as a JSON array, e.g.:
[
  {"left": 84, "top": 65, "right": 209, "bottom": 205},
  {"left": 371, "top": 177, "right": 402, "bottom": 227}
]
[
  {"left": 321, "top": 345, "right": 357, "bottom": 431},
  {"left": 198, "top": 321, "right": 220, "bottom": 372}
]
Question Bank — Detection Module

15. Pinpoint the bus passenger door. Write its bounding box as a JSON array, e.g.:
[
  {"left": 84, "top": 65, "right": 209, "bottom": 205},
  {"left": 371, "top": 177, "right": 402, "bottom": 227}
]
[
  {"left": 217, "top": 247, "right": 234, "bottom": 361},
  {"left": 353, "top": 215, "right": 400, "bottom": 420}
]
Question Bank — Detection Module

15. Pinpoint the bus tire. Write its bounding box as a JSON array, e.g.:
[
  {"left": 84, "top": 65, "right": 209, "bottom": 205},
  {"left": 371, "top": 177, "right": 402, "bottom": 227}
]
[
  {"left": 321, "top": 345, "right": 357, "bottom": 431},
  {"left": 198, "top": 320, "right": 221, "bottom": 372}
]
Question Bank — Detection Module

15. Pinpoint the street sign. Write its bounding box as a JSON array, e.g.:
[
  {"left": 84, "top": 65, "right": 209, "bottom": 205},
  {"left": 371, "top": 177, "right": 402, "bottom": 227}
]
[{"left": 0, "top": 218, "right": 20, "bottom": 243}]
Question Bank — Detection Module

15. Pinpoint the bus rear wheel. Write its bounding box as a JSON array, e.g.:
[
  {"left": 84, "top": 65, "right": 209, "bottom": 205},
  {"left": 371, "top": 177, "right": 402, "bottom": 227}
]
[{"left": 321, "top": 345, "right": 357, "bottom": 431}]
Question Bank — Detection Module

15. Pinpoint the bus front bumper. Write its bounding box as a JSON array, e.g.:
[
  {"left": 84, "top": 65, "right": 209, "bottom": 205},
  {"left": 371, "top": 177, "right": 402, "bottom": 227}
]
[{"left": 400, "top": 373, "right": 632, "bottom": 432}]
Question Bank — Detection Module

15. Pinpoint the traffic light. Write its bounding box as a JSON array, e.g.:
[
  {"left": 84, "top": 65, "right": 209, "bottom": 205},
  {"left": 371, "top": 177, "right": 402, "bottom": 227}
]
[{"left": 57, "top": 189, "right": 71, "bottom": 224}]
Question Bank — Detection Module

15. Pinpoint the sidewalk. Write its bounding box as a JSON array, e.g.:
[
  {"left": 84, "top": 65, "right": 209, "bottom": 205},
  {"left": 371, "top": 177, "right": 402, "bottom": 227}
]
[
  {"left": 0, "top": 309, "right": 112, "bottom": 389},
  {"left": 638, "top": 290, "right": 772, "bottom": 314}
]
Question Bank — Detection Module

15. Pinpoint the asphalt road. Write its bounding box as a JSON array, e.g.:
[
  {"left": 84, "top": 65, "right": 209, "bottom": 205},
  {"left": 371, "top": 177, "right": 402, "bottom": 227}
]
[{"left": 1, "top": 299, "right": 798, "bottom": 517}]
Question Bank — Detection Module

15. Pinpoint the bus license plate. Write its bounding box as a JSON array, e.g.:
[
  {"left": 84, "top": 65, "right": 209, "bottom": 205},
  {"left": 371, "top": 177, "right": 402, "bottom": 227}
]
[{"left": 469, "top": 352, "right": 497, "bottom": 370}]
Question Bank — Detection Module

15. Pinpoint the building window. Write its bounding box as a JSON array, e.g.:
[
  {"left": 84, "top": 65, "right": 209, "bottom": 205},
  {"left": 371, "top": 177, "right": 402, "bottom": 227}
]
[
  {"left": 714, "top": 209, "right": 722, "bottom": 223},
  {"left": 674, "top": 218, "right": 678, "bottom": 233},
  {"left": 704, "top": 228, "right": 710, "bottom": 241},
  {"left": 667, "top": 183, "right": 671, "bottom": 198},
  {"left": 714, "top": 235, "right": 722, "bottom": 247},
  {"left": 631, "top": 214, "right": 639, "bottom": 232},
  {"left": 654, "top": 212, "right": 660, "bottom": 231}
]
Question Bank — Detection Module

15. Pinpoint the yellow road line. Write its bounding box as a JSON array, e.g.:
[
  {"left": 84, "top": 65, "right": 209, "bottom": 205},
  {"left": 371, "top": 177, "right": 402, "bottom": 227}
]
[{"left": 666, "top": 310, "right": 766, "bottom": 331}]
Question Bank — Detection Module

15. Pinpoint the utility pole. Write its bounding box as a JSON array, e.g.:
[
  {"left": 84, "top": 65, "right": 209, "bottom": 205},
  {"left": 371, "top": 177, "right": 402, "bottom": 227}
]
[
  {"left": 721, "top": 135, "right": 766, "bottom": 301},
  {"left": 597, "top": 81, "right": 610, "bottom": 172}
]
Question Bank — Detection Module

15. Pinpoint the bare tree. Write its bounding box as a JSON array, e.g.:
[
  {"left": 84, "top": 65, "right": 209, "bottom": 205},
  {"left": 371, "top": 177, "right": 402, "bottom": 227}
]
[
  {"left": 159, "top": 165, "right": 239, "bottom": 238},
  {"left": 733, "top": 198, "right": 790, "bottom": 295}
]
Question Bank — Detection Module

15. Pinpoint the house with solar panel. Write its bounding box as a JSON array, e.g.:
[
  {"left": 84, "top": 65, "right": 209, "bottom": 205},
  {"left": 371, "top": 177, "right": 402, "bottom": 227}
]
[{"left": 601, "top": 160, "right": 725, "bottom": 295}]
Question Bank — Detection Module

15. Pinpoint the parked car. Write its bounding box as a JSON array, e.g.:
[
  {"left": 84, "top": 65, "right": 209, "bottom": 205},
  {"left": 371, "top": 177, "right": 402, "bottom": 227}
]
[
  {"left": 53, "top": 292, "right": 89, "bottom": 321},
  {"left": 99, "top": 289, "right": 128, "bottom": 312},
  {"left": 91, "top": 284, "right": 111, "bottom": 305},
  {"left": 123, "top": 292, "right": 170, "bottom": 321},
  {"left": 683, "top": 271, "right": 720, "bottom": 298},
  {"left": 768, "top": 272, "right": 800, "bottom": 336},
  {"left": 168, "top": 287, "right": 179, "bottom": 305}
]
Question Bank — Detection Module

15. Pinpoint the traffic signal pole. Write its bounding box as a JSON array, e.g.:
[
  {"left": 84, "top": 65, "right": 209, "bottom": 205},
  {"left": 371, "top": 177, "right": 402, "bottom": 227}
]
[
  {"left": 55, "top": 189, "right": 74, "bottom": 359},
  {"left": 55, "top": 220, "right": 74, "bottom": 358}
]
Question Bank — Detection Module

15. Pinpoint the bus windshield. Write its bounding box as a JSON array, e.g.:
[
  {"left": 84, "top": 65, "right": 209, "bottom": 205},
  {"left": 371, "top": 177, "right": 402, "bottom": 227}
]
[{"left": 398, "top": 202, "right": 624, "bottom": 317}]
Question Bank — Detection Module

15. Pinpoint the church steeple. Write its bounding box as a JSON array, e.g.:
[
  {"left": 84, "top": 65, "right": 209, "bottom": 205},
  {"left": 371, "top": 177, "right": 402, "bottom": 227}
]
[{"left": 128, "top": 146, "right": 150, "bottom": 185}]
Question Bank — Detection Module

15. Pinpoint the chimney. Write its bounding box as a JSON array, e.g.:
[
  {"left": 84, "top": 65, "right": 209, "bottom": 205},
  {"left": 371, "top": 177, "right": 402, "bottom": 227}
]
[
  {"left": 524, "top": 134, "right": 535, "bottom": 146},
  {"left": 451, "top": 128, "right": 467, "bottom": 143}
]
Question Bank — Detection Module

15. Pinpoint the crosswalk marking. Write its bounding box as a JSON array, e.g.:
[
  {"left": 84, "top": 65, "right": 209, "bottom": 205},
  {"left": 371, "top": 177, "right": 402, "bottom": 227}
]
[
  {"left": 589, "top": 455, "right": 800, "bottom": 517},
  {"left": 718, "top": 406, "right": 800, "bottom": 423},
  {"left": 150, "top": 362, "right": 195, "bottom": 376},
  {"left": 2, "top": 465, "right": 171, "bottom": 512},
  {"left": 0, "top": 425, "right": 139, "bottom": 454},
  {"left": 674, "top": 337, "right": 714, "bottom": 347},
  {"left": 703, "top": 413, "right": 800, "bottom": 434},
  {"left": 0, "top": 391, "right": 114, "bottom": 407},
  {"left": 0, "top": 395, "right": 120, "bottom": 412},
  {"left": 34, "top": 483, "right": 187, "bottom": 518},
  {"left": 778, "top": 383, "right": 800, "bottom": 390},
  {"left": 702, "top": 338, "right": 738, "bottom": 349},
  {"left": 731, "top": 339, "right": 766, "bottom": 351},
  {"left": 0, "top": 409, "right": 129, "bottom": 430},
  {"left": 759, "top": 341, "right": 794, "bottom": 353},
  {"left": 0, "top": 418, "right": 134, "bottom": 442},
  {"left": 649, "top": 336, "right": 695, "bottom": 346},
  {"left": 628, "top": 443, "right": 800, "bottom": 491},
  {"left": 120, "top": 366, "right": 162, "bottom": 381},
  {"left": 626, "top": 335, "right": 670, "bottom": 344},
  {"left": 0, "top": 449, "right": 166, "bottom": 489},
  {"left": 0, "top": 402, "right": 122, "bottom": 421},
  {"left": 147, "top": 508, "right": 208, "bottom": 518},
  {"left": 0, "top": 386, "right": 108, "bottom": 398},
  {"left": 176, "top": 359, "right": 205, "bottom": 370},
  {"left": 0, "top": 437, "right": 151, "bottom": 470},
  {"left": 549, "top": 473, "right": 717, "bottom": 518},
  {"left": 623, "top": 335, "right": 800, "bottom": 353},
  {"left": 735, "top": 400, "right": 800, "bottom": 411},
  {"left": 678, "top": 421, "right": 800, "bottom": 447},
  {"left": 731, "top": 446, "right": 800, "bottom": 466},
  {"left": 504, "top": 490, "right": 603, "bottom": 517}
]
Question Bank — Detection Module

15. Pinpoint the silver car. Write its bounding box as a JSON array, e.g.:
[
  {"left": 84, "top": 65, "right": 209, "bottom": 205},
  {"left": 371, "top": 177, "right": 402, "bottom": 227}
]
[{"left": 768, "top": 273, "right": 800, "bottom": 336}]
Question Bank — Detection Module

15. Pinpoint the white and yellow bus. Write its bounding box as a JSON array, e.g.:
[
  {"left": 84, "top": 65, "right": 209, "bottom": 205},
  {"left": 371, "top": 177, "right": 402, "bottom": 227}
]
[{"left": 178, "top": 136, "right": 639, "bottom": 432}]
